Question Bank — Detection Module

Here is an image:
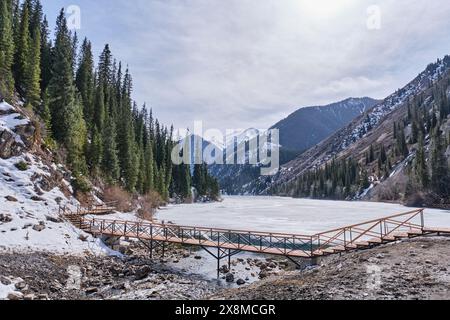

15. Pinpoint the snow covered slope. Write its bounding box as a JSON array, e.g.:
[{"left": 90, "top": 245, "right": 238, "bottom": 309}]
[
  {"left": 256, "top": 57, "right": 450, "bottom": 195},
  {"left": 0, "top": 101, "right": 113, "bottom": 255}
]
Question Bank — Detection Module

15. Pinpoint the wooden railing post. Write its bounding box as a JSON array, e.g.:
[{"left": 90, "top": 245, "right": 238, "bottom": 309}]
[
  {"left": 420, "top": 210, "right": 425, "bottom": 230},
  {"left": 343, "top": 228, "right": 347, "bottom": 247}
]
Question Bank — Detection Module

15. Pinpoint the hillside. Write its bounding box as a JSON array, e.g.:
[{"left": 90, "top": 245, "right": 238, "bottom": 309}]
[
  {"left": 210, "top": 98, "right": 377, "bottom": 195},
  {"left": 0, "top": 100, "right": 113, "bottom": 254},
  {"left": 259, "top": 57, "right": 450, "bottom": 208},
  {"left": 272, "top": 97, "right": 379, "bottom": 152}
]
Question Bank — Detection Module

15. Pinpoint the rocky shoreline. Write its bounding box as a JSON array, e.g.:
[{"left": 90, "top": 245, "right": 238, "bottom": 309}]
[
  {"left": 212, "top": 237, "right": 450, "bottom": 300},
  {"left": 0, "top": 240, "right": 292, "bottom": 300},
  {"left": 1, "top": 236, "right": 450, "bottom": 300}
]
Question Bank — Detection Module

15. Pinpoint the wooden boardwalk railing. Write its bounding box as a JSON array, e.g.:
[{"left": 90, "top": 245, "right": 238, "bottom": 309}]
[
  {"left": 62, "top": 208, "right": 450, "bottom": 259},
  {"left": 59, "top": 201, "right": 118, "bottom": 217}
]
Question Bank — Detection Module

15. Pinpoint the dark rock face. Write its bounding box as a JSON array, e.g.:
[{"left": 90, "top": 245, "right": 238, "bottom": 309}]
[
  {"left": 14, "top": 122, "right": 35, "bottom": 149},
  {"left": 0, "top": 129, "right": 25, "bottom": 159},
  {"left": 0, "top": 107, "right": 35, "bottom": 159}
]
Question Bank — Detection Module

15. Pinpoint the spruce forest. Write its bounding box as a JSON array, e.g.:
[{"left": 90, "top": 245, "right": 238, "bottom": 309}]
[{"left": 0, "top": 0, "right": 219, "bottom": 202}]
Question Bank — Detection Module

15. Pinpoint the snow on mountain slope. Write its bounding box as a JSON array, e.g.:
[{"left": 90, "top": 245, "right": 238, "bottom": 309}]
[
  {"left": 262, "top": 57, "right": 450, "bottom": 195},
  {"left": 0, "top": 101, "right": 114, "bottom": 255}
]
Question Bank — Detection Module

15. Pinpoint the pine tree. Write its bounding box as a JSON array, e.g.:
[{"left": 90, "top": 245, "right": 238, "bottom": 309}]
[
  {"left": 116, "top": 68, "right": 138, "bottom": 191},
  {"left": 430, "top": 129, "right": 450, "bottom": 196},
  {"left": 65, "top": 96, "right": 87, "bottom": 174},
  {"left": 415, "top": 135, "right": 429, "bottom": 188},
  {"left": 25, "top": 19, "right": 41, "bottom": 108},
  {"left": 93, "top": 84, "right": 105, "bottom": 132},
  {"left": 193, "top": 164, "right": 205, "bottom": 195},
  {"left": 14, "top": 0, "right": 31, "bottom": 96},
  {"left": 48, "top": 9, "right": 76, "bottom": 142},
  {"left": 102, "top": 116, "right": 120, "bottom": 183},
  {"left": 396, "top": 126, "right": 409, "bottom": 159},
  {"left": 76, "top": 38, "right": 95, "bottom": 125},
  {"left": 369, "top": 144, "right": 375, "bottom": 163},
  {"left": 48, "top": 9, "right": 87, "bottom": 173},
  {"left": 0, "top": 0, "right": 15, "bottom": 99},
  {"left": 143, "top": 141, "right": 155, "bottom": 194},
  {"left": 39, "top": 15, "right": 51, "bottom": 95},
  {"left": 87, "top": 127, "right": 102, "bottom": 174}
]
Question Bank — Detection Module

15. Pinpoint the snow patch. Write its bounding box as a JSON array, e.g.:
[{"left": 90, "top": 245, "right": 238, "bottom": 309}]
[{"left": 0, "top": 152, "right": 115, "bottom": 255}]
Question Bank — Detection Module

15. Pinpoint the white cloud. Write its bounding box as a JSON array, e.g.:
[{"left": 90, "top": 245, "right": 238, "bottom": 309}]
[{"left": 44, "top": 0, "right": 450, "bottom": 132}]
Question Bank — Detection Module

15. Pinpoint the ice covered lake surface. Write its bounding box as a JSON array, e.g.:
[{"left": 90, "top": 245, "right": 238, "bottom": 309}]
[
  {"left": 156, "top": 196, "right": 450, "bottom": 285},
  {"left": 157, "top": 196, "right": 450, "bottom": 235}
]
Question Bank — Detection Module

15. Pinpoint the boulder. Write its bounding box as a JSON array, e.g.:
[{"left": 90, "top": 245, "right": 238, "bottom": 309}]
[
  {"left": 24, "top": 294, "right": 36, "bottom": 301},
  {"left": 5, "top": 195, "right": 18, "bottom": 202},
  {"left": 0, "top": 214, "right": 13, "bottom": 223},
  {"left": 220, "top": 265, "right": 230, "bottom": 274},
  {"left": 15, "top": 281, "right": 27, "bottom": 291},
  {"left": 134, "top": 266, "right": 151, "bottom": 280},
  {"left": 78, "top": 234, "right": 89, "bottom": 242},
  {"left": 225, "top": 273, "right": 235, "bottom": 283},
  {"left": 236, "top": 279, "right": 246, "bottom": 286},
  {"left": 7, "top": 292, "right": 24, "bottom": 300},
  {"left": 37, "top": 293, "right": 49, "bottom": 300},
  {"left": 85, "top": 287, "right": 98, "bottom": 295},
  {"left": 0, "top": 276, "right": 11, "bottom": 285},
  {"left": 45, "top": 215, "right": 63, "bottom": 223},
  {"left": 32, "top": 224, "right": 46, "bottom": 232}
]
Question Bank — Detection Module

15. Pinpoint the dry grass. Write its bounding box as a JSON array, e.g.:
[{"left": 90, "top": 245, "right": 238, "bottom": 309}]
[
  {"left": 103, "top": 186, "right": 134, "bottom": 212},
  {"left": 136, "top": 191, "right": 164, "bottom": 221}
]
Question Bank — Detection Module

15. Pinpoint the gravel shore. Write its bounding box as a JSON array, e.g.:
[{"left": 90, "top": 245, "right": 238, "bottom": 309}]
[
  {"left": 1, "top": 236, "right": 450, "bottom": 300},
  {"left": 211, "top": 237, "right": 450, "bottom": 300}
]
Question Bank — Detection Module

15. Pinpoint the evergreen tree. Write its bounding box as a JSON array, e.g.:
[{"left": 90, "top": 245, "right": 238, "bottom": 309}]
[
  {"left": 102, "top": 116, "right": 120, "bottom": 183},
  {"left": 143, "top": 141, "right": 155, "bottom": 194},
  {"left": 116, "top": 68, "right": 138, "bottom": 191},
  {"left": 48, "top": 9, "right": 87, "bottom": 173},
  {"left": 415, "top": 135, "right": 429, "bottom": 189},
  {"left": 14, "top": 0, "right": 31, "bottom": 96},
  {"left": 48, "top": 9, "right": 75, "bottom": 141},
  {"left": 93, "top": 84, "right": 105, "bottom": 132},
  {"left": 193, "top": 164, "right": 205, "bottom": 195},
  {"left": 76, "top": 38, "right": 95, "bottom": 125},
  {"left": 0, "top": 0, "right": 15, "bottom": 98},
  {"left": 25, "top": 18, "right": 41, "bottom": 107},
  {"left": 39, "top": 15, "right": 51, "bottom": 95},
  {"left": 87, "top": 126, "right": 102, "bottom": 174},
  {"left": 396, "top": 125, "right": 409, "bottom": 159},
  {"left": 65, "top": 96, "right": 87, "bottom": 174},
  {"left": 430, "top": 129, "right": 450, "bottom": 196}
]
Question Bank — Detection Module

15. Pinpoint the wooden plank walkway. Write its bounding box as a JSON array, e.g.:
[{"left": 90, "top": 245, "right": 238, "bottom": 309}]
[{"left": 62, "top": 207, "right": 450, "bottom": 259}]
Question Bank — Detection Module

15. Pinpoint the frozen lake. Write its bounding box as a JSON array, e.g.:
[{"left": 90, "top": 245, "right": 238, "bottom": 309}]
[{"left": 157, "top": 196, "right": 450, "bottom": 235}]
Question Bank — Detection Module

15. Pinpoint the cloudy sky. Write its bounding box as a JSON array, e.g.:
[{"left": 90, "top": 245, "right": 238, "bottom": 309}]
[{"left": 42, "top": 0, "right": 450, "bottom": 132}]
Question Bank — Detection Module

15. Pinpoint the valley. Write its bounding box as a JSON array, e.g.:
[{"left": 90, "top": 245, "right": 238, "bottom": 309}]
[{"left": 1, "top": 0, "right": 450, "bottom": 304}]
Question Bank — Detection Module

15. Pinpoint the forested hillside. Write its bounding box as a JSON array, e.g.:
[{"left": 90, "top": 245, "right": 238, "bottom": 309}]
[
  {"left": 0, "top": 0, "right": 219, "bottom": 203},
  {"left": 272, "top": 97, "right": 378, "bottom": 152},
  {"left": 265, "top": 58, "right": 450, "bottom": 208}
]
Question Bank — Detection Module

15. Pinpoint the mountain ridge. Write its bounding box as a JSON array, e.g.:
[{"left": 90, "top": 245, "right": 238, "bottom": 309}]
[{"left": 210, "top": 97, "right": 378, "bottom": 194}]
